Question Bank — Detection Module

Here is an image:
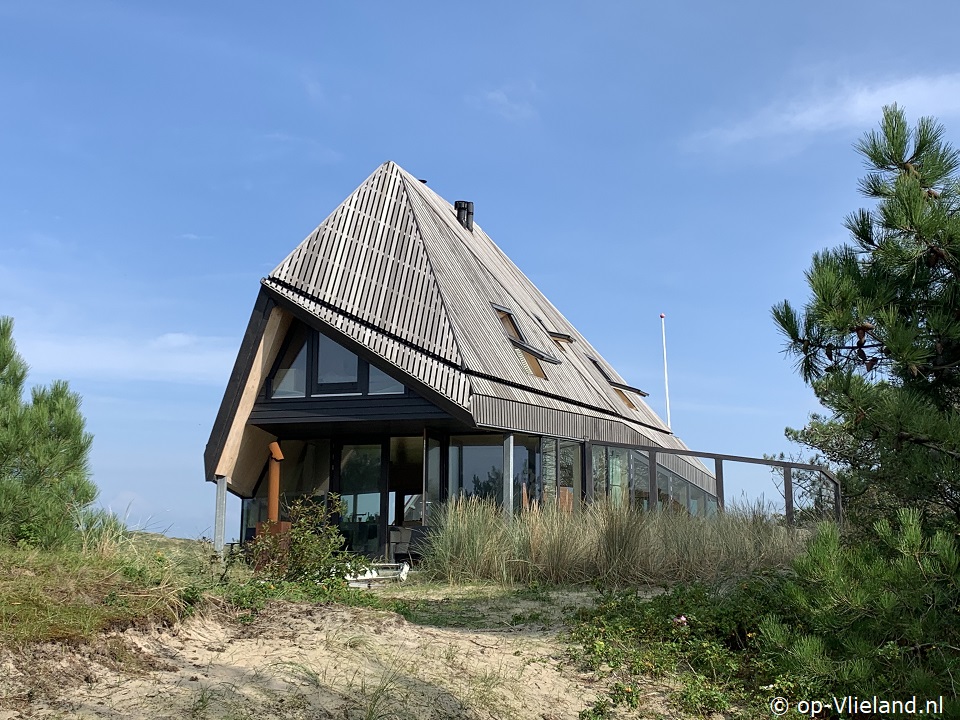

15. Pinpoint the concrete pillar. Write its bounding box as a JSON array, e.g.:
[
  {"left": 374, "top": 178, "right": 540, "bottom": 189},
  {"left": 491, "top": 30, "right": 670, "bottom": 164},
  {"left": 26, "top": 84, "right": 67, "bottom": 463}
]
[
  {"left": 503, "top": 433, "right": 514, "bottom": 520},
  {"left": 214, "top": 475, "right": 227, "bottom": 555}
]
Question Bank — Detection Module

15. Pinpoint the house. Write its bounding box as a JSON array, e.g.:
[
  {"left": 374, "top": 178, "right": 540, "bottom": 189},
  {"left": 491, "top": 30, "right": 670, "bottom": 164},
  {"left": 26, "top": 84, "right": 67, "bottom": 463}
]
[{"left": 204, "top": 161, "right": 719, "bottom": 556}]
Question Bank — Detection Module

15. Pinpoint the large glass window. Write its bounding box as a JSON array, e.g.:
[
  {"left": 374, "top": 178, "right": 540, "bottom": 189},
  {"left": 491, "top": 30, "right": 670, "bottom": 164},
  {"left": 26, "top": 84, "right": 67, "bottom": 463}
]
[
  {"left": 541, "top": 437, "right": 558, "bottom": 505},
  {"left": 592, "top": 445, "right": 607, "bottom": 500},
  {"left": 270, "top": 325, "right": 309, "bottom": 398},
  {"left": 369, "top": 365, "right": 404, "bottom": 395},
  {"left": 689, "top": 484, "right": 706, "bottom": 517},
  {"left": 450, "top": 435, "right": 504, "bottom": 503},
  {"left": 513, "top": 434, "right": 541, "bottom": 511},
  {"left": 631, "top": 450, "right": 650, "bottom": 510},
  {"left": 608, "top": 446, "right": 629, "bottom": 507},
  {"left": 339, "top": 444, "right": 382, "bottom": 554},
  {"left": 316, "top": 333, "right": 359, "bottom": 393},
  {"left": 558, "top": 440, "right": 581, "bottom": 512},
  {"left": 425, "top": 437, "right": 441, "bottom": 525},
  {"left": 671, "top": 477, "right": 690, "bottom": 513}
]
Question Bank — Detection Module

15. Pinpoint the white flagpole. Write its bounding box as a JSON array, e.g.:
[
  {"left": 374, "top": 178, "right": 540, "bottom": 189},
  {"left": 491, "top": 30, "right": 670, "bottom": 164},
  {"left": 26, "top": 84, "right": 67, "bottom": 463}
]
[{"left": 660, "top": 313, "right": 671, "bottom": 430}]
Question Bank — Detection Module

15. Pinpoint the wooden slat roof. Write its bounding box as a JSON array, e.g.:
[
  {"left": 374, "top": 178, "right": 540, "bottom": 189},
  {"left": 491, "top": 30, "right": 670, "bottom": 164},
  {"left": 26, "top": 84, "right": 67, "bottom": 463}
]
[{"left": 262, "top": 161, "right": 711, "bottom": 481}]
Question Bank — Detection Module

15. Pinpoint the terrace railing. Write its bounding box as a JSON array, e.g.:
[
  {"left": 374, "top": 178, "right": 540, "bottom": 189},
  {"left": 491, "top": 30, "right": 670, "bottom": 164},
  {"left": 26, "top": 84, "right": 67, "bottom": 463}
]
[{"left": 633, "top": 445, "right": 842, "bottom": 524}]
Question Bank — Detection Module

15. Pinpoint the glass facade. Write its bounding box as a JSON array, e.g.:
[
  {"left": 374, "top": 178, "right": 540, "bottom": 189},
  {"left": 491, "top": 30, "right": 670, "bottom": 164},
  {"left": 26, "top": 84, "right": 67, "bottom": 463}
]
[{"left": 241, "top": 433, "right": 719, "bottom": 548}]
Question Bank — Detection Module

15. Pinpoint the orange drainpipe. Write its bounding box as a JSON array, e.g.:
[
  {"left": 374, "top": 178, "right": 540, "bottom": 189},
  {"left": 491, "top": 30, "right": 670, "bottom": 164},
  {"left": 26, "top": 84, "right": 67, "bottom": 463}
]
[{"left": 267, "top": 441, "right": 284, "bottom": 523}]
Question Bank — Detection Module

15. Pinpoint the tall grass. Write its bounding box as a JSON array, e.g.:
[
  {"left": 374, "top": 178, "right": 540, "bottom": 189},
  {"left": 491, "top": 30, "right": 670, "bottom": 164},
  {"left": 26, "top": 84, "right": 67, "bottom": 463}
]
[{"left": 420, "top": 497, "right": 808, "bottom": 587}]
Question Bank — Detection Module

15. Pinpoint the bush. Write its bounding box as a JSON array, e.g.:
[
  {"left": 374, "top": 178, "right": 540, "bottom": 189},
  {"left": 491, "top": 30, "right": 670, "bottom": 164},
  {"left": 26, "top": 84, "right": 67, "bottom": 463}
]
[
  {"left": 567, "top": 510, "right": 960, "bottom": 716},
  {"left": 758, "top": 508, "right": 960, "bottom": 705},
  {"left": 247, "top": 496, "right": 366, "bottom": 593}
]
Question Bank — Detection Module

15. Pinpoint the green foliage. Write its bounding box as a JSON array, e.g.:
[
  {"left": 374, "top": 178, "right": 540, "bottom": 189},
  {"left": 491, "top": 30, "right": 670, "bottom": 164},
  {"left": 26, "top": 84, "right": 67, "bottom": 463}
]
[
  {"left": 247, "top": 496, "right": 367, "bottom": 593},
  {"left": 422, "top": 495, "right": 805, "bottom": 587},
  {"left": 567, "top": 576, "right": 780, "bottom": 716},
  {"left": 0, "top": 317, "right": 96, "bottom": 549},
  {"left": 773, "top": 106, "right": 960, "bottom": 528},
  {"left": 756, "top": 509, "right": 960, "bottom": 707},
  {"left": 567, "top": 512, "right": 960, "bottom": 716}
]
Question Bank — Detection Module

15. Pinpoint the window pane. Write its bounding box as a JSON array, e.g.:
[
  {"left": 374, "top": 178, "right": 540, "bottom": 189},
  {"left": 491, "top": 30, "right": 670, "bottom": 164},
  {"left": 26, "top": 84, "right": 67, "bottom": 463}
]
[
  {"left": 369, "top": 365, "right": 404, "bottom": 394},
  {"left": 689, "top": 484, "right": 706, "bottom": 517},
  {"left": 558, "top": 440, "right": 581, "bottom": 512},
  {"left": 513, "top": 434, "right": 540, "bottom": 512},
  {"left": 497, "top": 309, "right": 523, "bottom": 341},
  {"left": 318, "top": 333, "right": 359, "bottom": 385},
  {"left": 631, "top": 450, "right": 650, "bottom": 510},
  {"left": 608, "top": 446, "right": 629, "bottom": 507},
  {"left": 592, "top": 445, "right": 607, "bottom": 500},
  {"left": 541, "top": 438, "right": 558, "bottom": 505},
  {"left": 270, "top": 331, "right": 307, "bottom": 398},
  {"left": 451, "top": 435, "right": 503, "bottom": 503}
]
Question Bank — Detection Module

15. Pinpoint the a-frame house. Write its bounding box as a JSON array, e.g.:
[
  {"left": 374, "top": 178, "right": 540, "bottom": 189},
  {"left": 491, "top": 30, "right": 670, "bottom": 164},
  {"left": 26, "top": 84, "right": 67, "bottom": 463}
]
[{"left": 205, "top": 161, "right": 717, "bottom": 555}]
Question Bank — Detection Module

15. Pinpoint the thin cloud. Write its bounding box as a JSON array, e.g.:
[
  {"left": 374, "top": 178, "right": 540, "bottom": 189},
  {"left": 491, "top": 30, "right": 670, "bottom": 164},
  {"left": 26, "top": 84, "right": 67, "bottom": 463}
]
[
  {"left": 467, "top": 80, "right": 538, "bottom": 122},
  {"left": 17, "top": 331, "right": 237, "bottom": 385},
  {"left": 689, "top": 73, "right": 960, "bottom": 149}
]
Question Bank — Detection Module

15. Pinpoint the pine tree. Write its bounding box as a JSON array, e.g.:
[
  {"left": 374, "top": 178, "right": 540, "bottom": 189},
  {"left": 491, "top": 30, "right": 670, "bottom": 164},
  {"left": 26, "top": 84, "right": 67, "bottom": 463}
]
[
  {"left": 773, "top": 105, "right": 960, "bottom": 527},
  {"left": 0, "top": 316, "right": 96, "bottom": 547}
]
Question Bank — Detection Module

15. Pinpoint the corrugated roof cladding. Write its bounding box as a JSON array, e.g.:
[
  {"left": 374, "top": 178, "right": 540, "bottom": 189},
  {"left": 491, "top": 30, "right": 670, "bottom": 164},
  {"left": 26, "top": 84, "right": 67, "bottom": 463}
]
[{"left": 263, "top": 161, "right": 712, "bottom": 483}]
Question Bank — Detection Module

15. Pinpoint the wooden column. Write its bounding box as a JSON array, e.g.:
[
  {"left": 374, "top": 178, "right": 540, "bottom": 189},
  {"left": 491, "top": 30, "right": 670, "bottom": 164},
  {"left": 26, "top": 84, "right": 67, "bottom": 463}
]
[{"left": 267, "top": 441, "right": 284, "bottom": 523}]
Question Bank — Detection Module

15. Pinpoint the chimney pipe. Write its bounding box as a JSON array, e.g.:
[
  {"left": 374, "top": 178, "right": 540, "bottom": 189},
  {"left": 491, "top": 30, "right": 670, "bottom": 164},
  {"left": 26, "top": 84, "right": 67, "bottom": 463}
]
[{"left": 454, "top": 200, "right": 474, "bottom": 231}]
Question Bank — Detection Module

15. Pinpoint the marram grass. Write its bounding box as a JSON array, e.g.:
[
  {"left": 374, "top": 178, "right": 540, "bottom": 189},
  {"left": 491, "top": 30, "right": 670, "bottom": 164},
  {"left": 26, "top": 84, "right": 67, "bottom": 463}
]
[{"left": 420, "top": 496, "right": 807, "bottom": 587}]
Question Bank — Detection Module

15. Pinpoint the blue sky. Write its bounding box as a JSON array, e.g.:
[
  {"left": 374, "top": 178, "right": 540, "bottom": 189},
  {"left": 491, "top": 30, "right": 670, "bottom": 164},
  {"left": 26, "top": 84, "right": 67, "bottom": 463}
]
[{"left": 4, "top": 1, "right": 960, "bottom": 538}]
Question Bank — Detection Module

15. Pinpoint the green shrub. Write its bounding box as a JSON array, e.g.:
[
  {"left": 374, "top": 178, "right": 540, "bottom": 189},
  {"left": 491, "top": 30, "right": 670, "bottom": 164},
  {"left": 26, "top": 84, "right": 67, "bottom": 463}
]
[
  {"left": 758, "top": 508, "right": 960, "bottom": 706},
  {"left": 247, "top": 496, "right": 366, "bottom": 592}
]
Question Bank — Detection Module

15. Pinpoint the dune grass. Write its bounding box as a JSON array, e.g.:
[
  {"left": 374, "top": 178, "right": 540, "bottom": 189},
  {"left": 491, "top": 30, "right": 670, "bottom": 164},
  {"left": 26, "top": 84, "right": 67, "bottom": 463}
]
[
  {"left": 420, "top": 496, "right": 806, "bottom": 587},
  {"left": 0, "top": 529, "right": 217, "bottom": 647}
]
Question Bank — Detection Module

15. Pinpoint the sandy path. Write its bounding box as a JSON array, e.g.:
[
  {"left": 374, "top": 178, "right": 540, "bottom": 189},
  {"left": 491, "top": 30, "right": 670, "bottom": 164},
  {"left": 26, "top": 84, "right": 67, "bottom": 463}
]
[{"left": 1, "top": 601, "right": 632, "bottom": 720}]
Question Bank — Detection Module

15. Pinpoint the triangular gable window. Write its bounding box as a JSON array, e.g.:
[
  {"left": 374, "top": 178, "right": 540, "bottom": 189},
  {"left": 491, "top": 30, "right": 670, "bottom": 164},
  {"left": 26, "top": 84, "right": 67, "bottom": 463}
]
[
  {"left": 267, "top": 321, "right": 407, "bottom": 399},
  {"left": 317, "top": 333, "right": 360, "bottom": 393},
  {"left": 270, "top": 325, "right": 309, "bottom": 398},
  {"left": 369, "top": 364, "right": 405, "bottom": 394}
]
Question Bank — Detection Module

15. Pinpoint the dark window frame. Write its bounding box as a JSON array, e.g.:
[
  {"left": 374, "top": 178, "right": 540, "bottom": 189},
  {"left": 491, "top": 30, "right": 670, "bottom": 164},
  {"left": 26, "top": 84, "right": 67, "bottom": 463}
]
[{"left": 265, "top": 324, "right": 407, "bottom": 400}]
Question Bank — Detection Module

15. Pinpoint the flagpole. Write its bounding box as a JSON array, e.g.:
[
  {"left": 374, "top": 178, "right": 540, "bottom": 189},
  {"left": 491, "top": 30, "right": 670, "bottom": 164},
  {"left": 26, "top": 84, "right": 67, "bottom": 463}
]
[{"left": 660, "top": 313, "right": 671, "bottom": 430}]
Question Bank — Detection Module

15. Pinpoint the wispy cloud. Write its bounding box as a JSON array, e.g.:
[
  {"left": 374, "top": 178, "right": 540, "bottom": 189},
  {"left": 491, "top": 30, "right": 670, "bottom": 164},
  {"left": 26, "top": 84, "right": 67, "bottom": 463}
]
[
  {"left": 17, "top": 331, "right": 236, "bottom": 385},
  {"left": 689, "top": 73, "right": 960, "bottom": 149},
  {"left": 467, "top": 80, "right": 539, "bottom": 122}
]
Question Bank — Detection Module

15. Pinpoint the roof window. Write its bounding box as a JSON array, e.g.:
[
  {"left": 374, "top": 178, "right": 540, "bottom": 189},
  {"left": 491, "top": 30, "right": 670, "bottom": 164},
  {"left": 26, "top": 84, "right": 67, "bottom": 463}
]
[
  {"left": 493, "top": 304, "right": 550, "bottom": 379},
  {"left": 586, "top": 356, "right": 648, "bottom": 409}
]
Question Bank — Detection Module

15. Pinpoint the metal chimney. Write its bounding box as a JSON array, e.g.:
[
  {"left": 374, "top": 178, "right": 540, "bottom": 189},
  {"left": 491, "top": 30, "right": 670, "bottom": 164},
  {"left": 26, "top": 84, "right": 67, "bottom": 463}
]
[{"left": 454, "top": 200, "right": 474, "bottom": 231}]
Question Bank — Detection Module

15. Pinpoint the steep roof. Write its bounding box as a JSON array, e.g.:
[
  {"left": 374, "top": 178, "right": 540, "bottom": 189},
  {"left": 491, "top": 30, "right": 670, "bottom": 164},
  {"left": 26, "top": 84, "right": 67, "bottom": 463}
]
[{"left": 260, "top": 161, "right": 711, "bottom": 484}]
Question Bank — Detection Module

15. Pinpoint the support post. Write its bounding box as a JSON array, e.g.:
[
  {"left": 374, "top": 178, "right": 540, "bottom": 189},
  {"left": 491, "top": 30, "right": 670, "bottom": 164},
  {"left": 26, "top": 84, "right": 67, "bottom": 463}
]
[
  {"left": 783, "top": 465, "right": 794, "bottom": 525},
  {"left": 831, "top": 472, "right": 842, "bottom": 523},
  {"left": 267, "top": 441, "right": 284, "bottom": 523},
  {"left": 214, "top": 475, "right": 227, "bottom": 555},
  {"left": 503, "top": 433, "right": 514, "bottom": 520},
  {"left": 648, "top": 450, "right": 658, "bottom": 510},
  {"left": 583, "top": 441, "right": 594, "bottom": 504},
  {"left": 714, "top": 458, "right": 725, "bottom": 510}
]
